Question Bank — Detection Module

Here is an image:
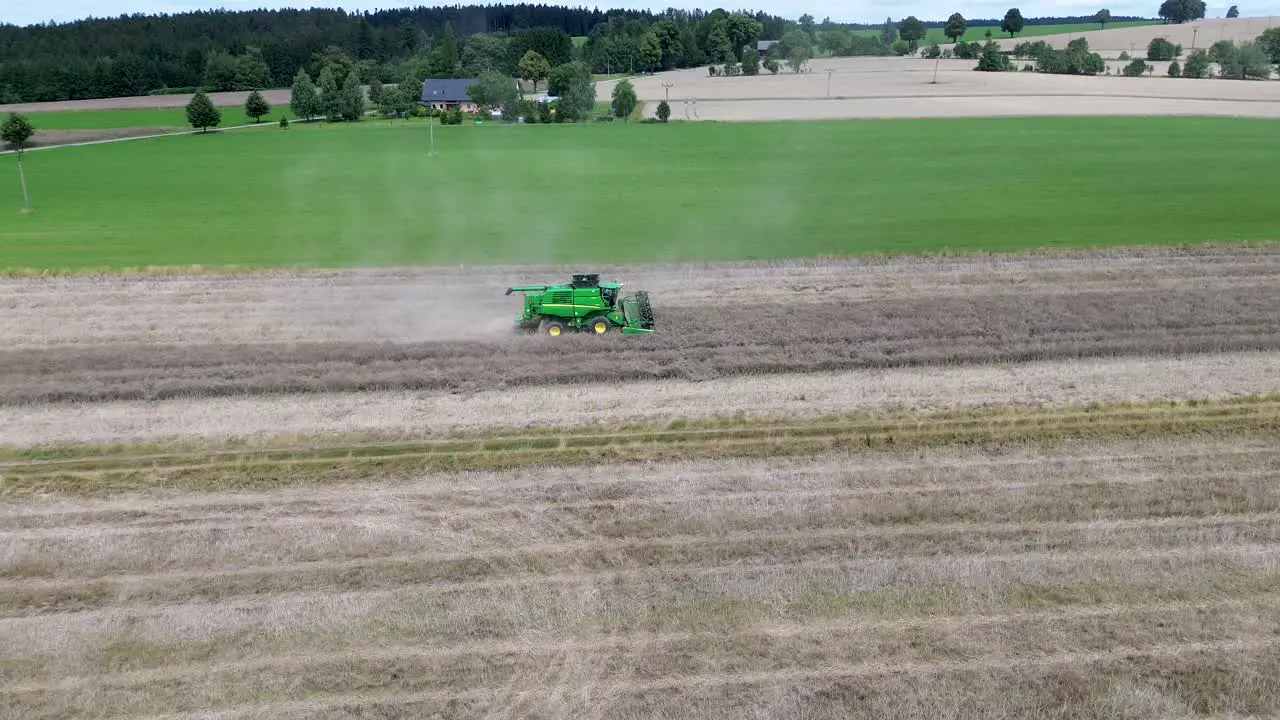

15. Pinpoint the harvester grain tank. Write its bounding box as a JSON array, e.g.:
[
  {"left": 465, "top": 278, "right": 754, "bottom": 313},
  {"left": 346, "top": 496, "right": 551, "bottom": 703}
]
[{"left": 505, "top": 273, "right": 655, "bottom": 336}]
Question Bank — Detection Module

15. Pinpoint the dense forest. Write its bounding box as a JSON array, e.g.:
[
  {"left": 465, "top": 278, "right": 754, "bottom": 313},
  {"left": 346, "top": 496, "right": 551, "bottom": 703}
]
[{"left": 0, "top": 4, "right": 1151, "bottom": 104}]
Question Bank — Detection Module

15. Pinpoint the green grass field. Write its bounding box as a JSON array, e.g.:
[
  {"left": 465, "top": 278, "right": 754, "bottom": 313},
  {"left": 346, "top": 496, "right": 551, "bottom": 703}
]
[
  {"left": 25, "top": 106, "right": 279, "bottom": 131},
  {"left": 1, "top": 116, "right": 1276, "bottom": 271},
  {"left": 855, "top": 20, "right": 1159, "bottom": 45}
]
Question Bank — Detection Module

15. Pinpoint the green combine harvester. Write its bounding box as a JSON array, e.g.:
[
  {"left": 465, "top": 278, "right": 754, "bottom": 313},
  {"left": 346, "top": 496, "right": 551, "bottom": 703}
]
[{"left": 506, "top": 273, "right": 655, "bottom": 336}]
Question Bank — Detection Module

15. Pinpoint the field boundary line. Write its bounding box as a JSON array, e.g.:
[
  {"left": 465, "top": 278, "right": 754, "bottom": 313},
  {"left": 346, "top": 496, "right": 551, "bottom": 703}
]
[{"left": 0, "top": 121, "right": 275, "bottom": 155}]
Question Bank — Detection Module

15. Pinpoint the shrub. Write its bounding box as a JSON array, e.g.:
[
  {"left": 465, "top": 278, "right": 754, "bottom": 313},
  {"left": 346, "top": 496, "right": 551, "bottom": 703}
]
[
  {"left": 1182, "top": 49, "right": 1211, "bottom": 78},
  {"left": 1168, "top": 60, "right": 1182, "bottom": 77},
  {"left": 656, "top": 100, "right": 670, "bottom": 122},
  {"left": 1146, "top": 37, "right": 1182, "bottom": 61},
  {"left": 279, "top": 115, "right": 289, "bottom": 128},
  {"left": 1123, "top": 59, "right": 1150, "bottom": 76},
  {"left": 1013, "top": 40, "right": 1051, "bottom": 59},
  {"left": 1221, "top": 41, "right": 1275, "bottom": 79},
  {"left": 975, "top": 41, "right": 1013, "bottom": 71},
  {"left": 1118, "top": 51, "right": 1131, "bottom": 60},
  {"left": 892, "top": 39, "right": 911, "bottom": 56},
  {"left": 922, "top": 44, "right": 942, "bottom": 59},
  {"left": 1034, "top": 38, "right": 1105, "bottom": 75},
  {"left": 954, "top": 40, "right": 982, "bottom": 60}
]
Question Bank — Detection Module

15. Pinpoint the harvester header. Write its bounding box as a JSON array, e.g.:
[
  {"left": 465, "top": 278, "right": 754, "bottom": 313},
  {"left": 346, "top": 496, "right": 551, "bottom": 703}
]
[{"left": 506, "top": 273, "right": 655, "bottom": 336}]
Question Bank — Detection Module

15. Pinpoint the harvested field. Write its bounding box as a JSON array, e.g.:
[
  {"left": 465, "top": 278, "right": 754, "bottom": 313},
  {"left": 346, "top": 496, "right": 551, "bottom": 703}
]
[
  {"left": 2, "top": 246, "right": 1277, "bottom": 409},
  {"left": 5, "top": 435, "right": 1280, "bottom": 718},
  {"left": 604, "top": 50, "right": 1280, "bottom": 121},
  {"left": 4, "top": 247, "right": 1280, "bottom": 718},
  {"left": 991, "top": 15, "right": 1280, "bottom": 54}
]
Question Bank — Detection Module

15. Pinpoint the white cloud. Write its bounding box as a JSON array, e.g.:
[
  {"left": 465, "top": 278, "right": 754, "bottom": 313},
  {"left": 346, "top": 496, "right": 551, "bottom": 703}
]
[{"left": 7, "top": 0, "right": 1274, "bottom": 28}]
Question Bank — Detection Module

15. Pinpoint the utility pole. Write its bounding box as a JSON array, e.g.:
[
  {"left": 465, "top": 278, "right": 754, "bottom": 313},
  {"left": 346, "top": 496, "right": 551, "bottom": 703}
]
[
  {"left": 826, "top": 69, "right": 834, "bottom": 97},
  {"left": 662, "top": 81, "right": 674, "bottom": 101}
]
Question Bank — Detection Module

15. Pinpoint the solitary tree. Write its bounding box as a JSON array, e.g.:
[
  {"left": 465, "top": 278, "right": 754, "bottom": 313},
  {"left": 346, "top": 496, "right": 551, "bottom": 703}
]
[
  {"left": 944, "top": 13, "right": 969, "bottom": 43},
  {"left": 1227, "top": 5, "right": 1240, "bottom": 17},
  {"left": 518, "top": 50, "right": 551, "bottom": 92},
  {"left": 290, "top": 69, "right": 319, "bottom": 121},
  {"left": 741, "top": 46, "right": 760, "bottom": 75},
  {"left": 185, "top": 90, "right": 221, "bottom": 132},
  {"left": 1, "top": 112, "right": 34, "bottom": 213},
  {"left": 656, "top": 99, "right": 671, "bottom": 122},
  {"left": 1001, "top": 8, "right": 1025, "bottom": 37},
  {"left": 611, "top": 79, "right": 637, "bottom": 120},
  {"left": 1095, "top": 8, "right": 1112, "bottom": 28},
  {"left": 898, "top": 16, "right": 927, "bottom": 50},
  {"left": 1158, "top": 0, "right": 1207, "bottom": 24},
  {"left": 244, "top": 90, "right": 271, "bottom": 122}
]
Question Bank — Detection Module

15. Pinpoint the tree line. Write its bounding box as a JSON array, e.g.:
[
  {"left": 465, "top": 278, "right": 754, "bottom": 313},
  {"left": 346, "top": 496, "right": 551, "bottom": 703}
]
[{"left": 0, "top": 4, "right": 793, "bottom": 104}]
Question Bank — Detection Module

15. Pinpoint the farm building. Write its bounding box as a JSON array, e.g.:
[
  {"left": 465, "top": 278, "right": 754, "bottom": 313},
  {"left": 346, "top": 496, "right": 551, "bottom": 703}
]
[{"left": 419, "top": 78, "right": 482, "bottom": 112}]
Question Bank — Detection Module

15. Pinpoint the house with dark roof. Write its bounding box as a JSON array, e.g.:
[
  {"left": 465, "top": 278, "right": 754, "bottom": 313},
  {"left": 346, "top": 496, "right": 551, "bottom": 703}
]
[{"left": 419, "top": 78, "right": 481, "bottom": 113}]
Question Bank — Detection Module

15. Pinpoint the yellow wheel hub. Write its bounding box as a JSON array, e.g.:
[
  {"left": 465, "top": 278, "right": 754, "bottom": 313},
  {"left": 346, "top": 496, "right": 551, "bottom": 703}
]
[
  {"left": 549, "top": 326, "right": 561, "bottom": 336},
  {"left": 594, "top": 321, "right": 608, "bottom": 334}
]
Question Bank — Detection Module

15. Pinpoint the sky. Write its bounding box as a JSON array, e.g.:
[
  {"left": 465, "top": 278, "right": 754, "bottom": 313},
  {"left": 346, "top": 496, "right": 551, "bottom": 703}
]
[{"left": 5, "top": 0, "right": 1272, "bottom": 28}]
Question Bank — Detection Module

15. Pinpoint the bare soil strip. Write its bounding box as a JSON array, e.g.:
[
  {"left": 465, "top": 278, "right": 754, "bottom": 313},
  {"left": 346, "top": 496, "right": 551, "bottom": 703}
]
[{"left": 2, "top": 435, "right": 1279, "bottom": 718}]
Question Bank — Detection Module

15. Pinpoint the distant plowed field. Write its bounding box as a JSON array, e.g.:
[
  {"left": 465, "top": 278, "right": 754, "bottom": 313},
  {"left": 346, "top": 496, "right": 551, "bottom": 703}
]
[{"left": 4, "top": 245, "right": 1279, "bottom": 718}]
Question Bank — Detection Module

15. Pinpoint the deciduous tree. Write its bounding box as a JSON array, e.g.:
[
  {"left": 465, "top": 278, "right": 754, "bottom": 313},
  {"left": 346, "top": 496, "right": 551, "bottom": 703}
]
[
  {"left": 1158, "top": 0, "right": 1207, "bottom": 24},
  {"left": 547, "top": 61, "right": 594, "bottom": 121},
  {"left": 1182, "top": 48, "right": 1211, "bottom": 77},
  {"left": 1001, "top": 8, "right": 1025, "bottom": 38},
  {"left": 944, "top": 13, "right": 968, "bottom": 43},
  {"left": 1257, "top": 27, "right": 1280, "bottom": 63},
  {"left": 2, "top": 111, "right": 34, "bottom": 150},
  {"left": 340, "top": 69, "right": 365, "bottom": 121},
  {"left": 611, "top": 78, "right": 637, "bottom": 119},
  {"left": 467, "top": 70, "right": 519, "bottom": 117},
  {"left": 2, "top": 112, "right": 35, "bottom": 213},
  {"left": 741, "top": 46, "right": 761, "bottom": 75},
  {"left": 518, "top": 50, "right": 551, "bottom": 92},
  {"left": 1147, "top": 37, "right": 1183, "bottom": 60},
  {"left": 1096, "top": 8, "right": 1112, "bottom": 27},
  {"left": 1227, "top": 5, "right": 1240, "bottom": 17},
  {"left": 898, "top": 16, "right": 926, "bottom": 50}
]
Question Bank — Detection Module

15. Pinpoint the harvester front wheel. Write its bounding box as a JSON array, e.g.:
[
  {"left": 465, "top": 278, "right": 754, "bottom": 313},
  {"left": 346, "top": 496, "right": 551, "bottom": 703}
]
[
  {"left": 542, "top": 319, "right": 566, "bottom": 337},
  {"left": 589, "top": 317, "right": 611, "bottom": 335}
]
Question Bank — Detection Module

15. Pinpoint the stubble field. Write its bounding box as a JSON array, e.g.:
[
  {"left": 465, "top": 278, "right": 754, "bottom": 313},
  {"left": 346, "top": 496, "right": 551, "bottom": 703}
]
[{"left": 3, "top": 244, "right": 1280, "bottom": 717}]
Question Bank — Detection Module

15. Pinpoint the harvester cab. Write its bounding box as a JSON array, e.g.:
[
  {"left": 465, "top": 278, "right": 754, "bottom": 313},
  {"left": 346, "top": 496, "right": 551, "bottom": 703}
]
[{"left": 505, "top": 273, "right": 655, "bottom": 337}]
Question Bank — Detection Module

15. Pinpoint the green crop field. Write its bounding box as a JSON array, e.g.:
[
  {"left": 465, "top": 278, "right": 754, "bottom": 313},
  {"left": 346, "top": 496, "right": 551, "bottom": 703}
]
[
  {"left": 24, "top": 106, "right": 280, "bottom": 131},
  {"left": 855, "top": 20, "right": 1159, "bottom": 45},
  {"left": 1, "top": 116, "right": 1276, "bottom": 272}
]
